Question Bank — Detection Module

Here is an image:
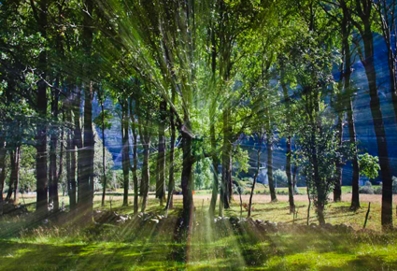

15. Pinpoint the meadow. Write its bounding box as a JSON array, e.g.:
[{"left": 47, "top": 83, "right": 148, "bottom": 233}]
[{"left": 1, "top": 188, "right": 396, "bottom": 270}]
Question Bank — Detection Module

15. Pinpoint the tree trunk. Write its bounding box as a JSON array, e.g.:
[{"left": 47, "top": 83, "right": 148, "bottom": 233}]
[
  {"left": 286, "top": 136, "right": 296, "bottom": 213},
  {"left": 221, "top": 109, "right": 231, "bottom": 209},
  {"left": 339, "top": 1, "right": 359, "bottom": 210},
  {"left": 166, "top": 97, "right": 176, "bottom": 211},
  {"left": 361, "top": 21, "right": 393, "bottom": 229},
  {"left": 66, "top": 113, "right": 74, "bottom": 209},
  {"left": 101, "top": 100, "right": 107, "bottom": 207},
  {"left": 281, "top": 78, "right": 296, "bottom": 213},
  {"left": 181, "top": 133, "right": 194, "bottom": 228},
  {"left": 130, "top": 101, "right": 139, "bottom": 214},
  {"left": 49, "top": 83, "right": 60, "bottom": 211},
  {"left": 6, "top": 150, "right": 14, "bottom": 201},
  {"left": 72, "top": 88, "right": 82, "bottom": 211},
  {"left": 78, "top": 83, "right": 94, "bottom": 218},
  {"left": 7, "top": 147, "right": 20, "bottom": 203},
  {"left": 0, "top": 140, "right": 6, "bottom": 203},
  {"left": 267, "top": 136, "right": 277, "bottom": 202},
  {"left": 36, "top": 79, "right": 48, "bottom": 215},
  {"left": 140, "top": 127, "right": 150, "bottom": 213},
  {"left": 131, "top": 120, "right": 139, "bottom": 214},
  {"left": 121, "top": 100, "right": 130, "bottom": 207},
  {"left": 156, "top": 100, "right": 166, "bottom": 205},
  {"left": 333, "top": 115, "right": 343, "bottom": 202},
  {"left": 348, "top": 102, "right": 360, "bottom": 211},
  {"left": 248, "top": 148, "right": 261, "bottom": 218},
  {"left": 209, "top": 114, "right": 219, "bottom": 217},
  {"left": 77, "top": 0, "right": 95, "bottom": 220},
  {"left": 35, "top": 0, "right": 48, "bottom": 216}
]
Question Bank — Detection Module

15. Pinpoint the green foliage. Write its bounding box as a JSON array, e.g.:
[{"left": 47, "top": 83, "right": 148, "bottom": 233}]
[
  {"left": 93, "top": 110, "right": 113, "bottom": 130},
  {"left": 233, "top": 146, "right": 250, "bottom": 174},
  {"left": 194, "top": 158, "right": 212, "bottom": 190},
  {"left": 358, "top": 153, "right": 380, "bottom": 180}
]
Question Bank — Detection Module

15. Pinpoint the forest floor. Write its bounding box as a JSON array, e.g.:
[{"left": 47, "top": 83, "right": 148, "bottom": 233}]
[{"left": 0, "top": 191, "right": 397, "bottom": 270}]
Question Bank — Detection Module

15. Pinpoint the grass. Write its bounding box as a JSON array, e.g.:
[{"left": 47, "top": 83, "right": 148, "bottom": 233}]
[{"left": 0, "top": 191, "right": 396, "bottom": 270}]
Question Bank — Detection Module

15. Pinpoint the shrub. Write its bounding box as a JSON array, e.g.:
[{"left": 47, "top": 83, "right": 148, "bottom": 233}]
[
  {"left": 273, "top": 169, "right": 288, "bottom": 187},
  {"left": 393, "top": 176, "right": 397, "bottom": 194},
  {"left": 374, "top": 187, "right": 382, "bottom": 195},
  {"left": 359, "top": 186, "right": 374, "bottom": 194},
  {"left": 365, "top": 181, "right": 372, "bottom": 187}
]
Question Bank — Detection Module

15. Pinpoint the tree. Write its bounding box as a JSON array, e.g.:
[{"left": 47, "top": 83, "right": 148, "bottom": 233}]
[
  {"left": 289, "top": 0, "right": 344, "bottom": 224},
  {"left": 156, "top": 99, "right": 167, "bottom": 206},
  {"left": 247, "top": 133, "right": 265, "bottom": 218},
  {"left": 93, "top": 87, "right": 112, "bottom": 207},
  {"left": 374, "top": 0, "right": 397, "bottom": 124},
  {"left": 350, "top": 0, "right": 393, "bottom": 229}
]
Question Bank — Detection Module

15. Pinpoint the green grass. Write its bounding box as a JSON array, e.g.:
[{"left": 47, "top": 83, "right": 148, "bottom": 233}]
[{"left": 0, "top": 192, "right": 396, "bottom": 270}]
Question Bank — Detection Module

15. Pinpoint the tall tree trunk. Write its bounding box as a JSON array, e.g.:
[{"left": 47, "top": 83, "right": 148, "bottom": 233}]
[
  {"left": 78, "top": 83, "right": 95, "bottom": 217},
  {"left": 357, "top": 11, "right": 393, "bottom": 228},
  {"left": 100, "top": 99, "right": 107, "bottom": 207},
  {"left": 208, "top": 28, "right": 219, "bottom": 217},
  {"left": 156, "top": 100, "right": 166, "bottom": 206},
  {"left": 140, "top": 126, "right": 150, "bottom": 213},
  {"left": 334, "top": 115, "right": 343, "bottom": 202},
  {"left": 49, "top": 81, "right": 60, "bottom": 211},
  {"left": 181, "top": 132, "right": 194, "bottom": 227},
  {"left": 209, "top": 111, "right": 219, "bottom": 217},
  {"left": 0, "top": 140, "right": 6, "bottom": 203},
  {"left": 66, "top": 114, "right": 73, "bottom": 209},
  {"left": 248, "top": 147, "right": 261, "bottom": 218},
  {"left": 77, "top": 0, "right": 95, "bottom": 219},
  {"left": 131, "top": 118, "right": 139, "bottom": 214},
  {"left": 121, "top": 100, "right": 130, "bottom": 206},
  {"left": 286, "top": 136, "right": 295, "bottom": 213},
  {"left": 68, "top": 95, "right": 77, "bottom": 210},
  {"left": 129, "top": 99, "right": 139, "bottom": 214},
  {"left": 6, "top": 150, "right": 14, "bottom": 201},
  {"left": 35, "top": 0, "right": 48, "bottom": 216},
  {"left": 339, "top": 1, "right": 359, "bottom": 210},
  {"left": 311, "top": 132, "right": 325, "bottom": 225},
  {"left": 166, "top": 95, "right": 176, "bottom": 211},
  {"left": 7, "top": 147, "right": 20, "bottom": 203},
  {"left": 221, "top": 109, "right": 231, "bottom": 209},
  {"left": 281, "top": 77, "right": 295, "bottom": 213},
  {"left": 267, "top": 135, "right": 277, "bottom": 202},
  {"left": 73, "top": 88, "right": 82, "bottom": 211}
]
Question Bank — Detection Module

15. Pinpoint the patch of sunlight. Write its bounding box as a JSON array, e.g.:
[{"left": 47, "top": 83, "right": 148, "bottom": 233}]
[
  {"left": 187, "top": 258, "right": 232, "bottom": 270},
  {"left": 15, "top": 248, "right": 34, "bottom": 257},
  {"left": 264, "top": 251, "right": 354, "bottom": 270},
  {"left": 357, "top": 243, "right": 397, "bottom": 262}
]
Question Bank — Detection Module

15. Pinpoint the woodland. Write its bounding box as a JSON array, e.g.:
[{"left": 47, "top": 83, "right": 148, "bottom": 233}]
[{"left": 1, "top": 0, "right": 397, "bottom": 270}]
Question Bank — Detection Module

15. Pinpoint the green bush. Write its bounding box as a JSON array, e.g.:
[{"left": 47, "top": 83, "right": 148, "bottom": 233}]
[
  {"left": 273, "top": 169, "right": 288, "bottom": 187},
  {"left": 359, "top": 186, "right": 374, "bottom": 194},
  {"left": 374, "top": 187, "right": 382, "bottom": 195}
]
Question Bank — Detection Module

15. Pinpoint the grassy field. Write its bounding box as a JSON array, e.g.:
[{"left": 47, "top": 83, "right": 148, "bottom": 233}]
[{"left": 0, "top": 190, "right": 396, "bottom": 270}]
